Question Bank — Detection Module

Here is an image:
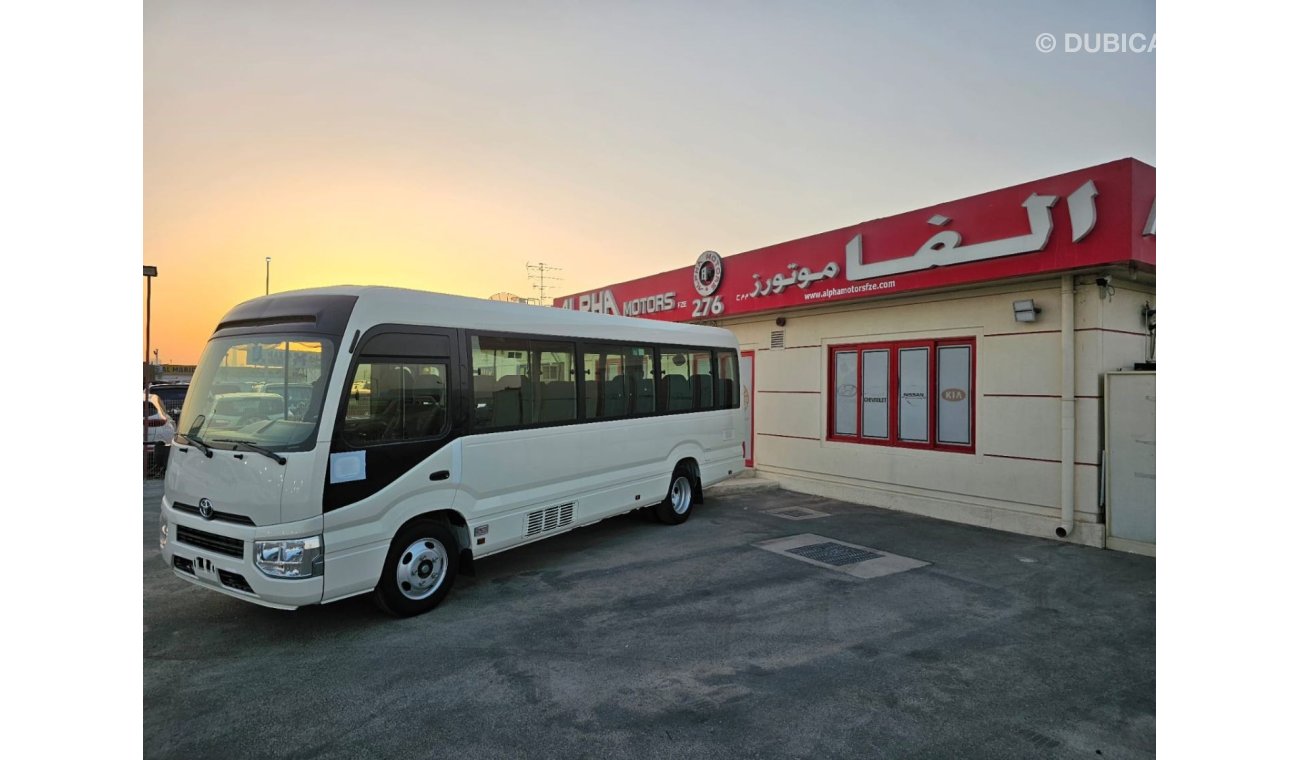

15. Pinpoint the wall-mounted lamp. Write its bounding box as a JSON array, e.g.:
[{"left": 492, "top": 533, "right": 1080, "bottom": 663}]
[
  {"left": 1012, "top": 299, "right": 1041, "bottom": 323},
  {"left": 1096, "top": 274, "right": 1114, "bottom": 301},
  {"left": 775, "top": 317, "right": 787, "bottom": 327}
]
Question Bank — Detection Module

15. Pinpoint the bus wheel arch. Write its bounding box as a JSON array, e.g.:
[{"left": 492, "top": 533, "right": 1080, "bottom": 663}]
[
  {"left": 407, "top": 508, "right": 476, "bottom": 576},
  {"left": 407, "top": 508, "right": 470, "bottom": 553},
  {"left": 655, "top": 458, "right": 701, "bottom": 525},
  {"left": 676, "top": 456, "right": 704, "bottom": 502},
  {"left": 374, "top": 510, "right": 466, "bottom": 617}
]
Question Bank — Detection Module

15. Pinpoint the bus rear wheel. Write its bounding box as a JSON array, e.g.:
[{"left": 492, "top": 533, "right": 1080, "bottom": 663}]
[
  {"left": 374, "top": 520, "right": 459, "bottom": 617},
  {"left": 654, "top": 464, "right": 697, "bottom": 525}
]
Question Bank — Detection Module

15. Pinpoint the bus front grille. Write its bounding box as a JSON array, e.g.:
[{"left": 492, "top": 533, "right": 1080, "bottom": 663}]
[
  {"left": 525, "top": 502, "right": 575, "bottom": 537},
  {"left": 175, "top": 525, "right": 245, "bottom": 558},
  {"left": 172, "top": 501, "right": 256, "bottom": 526}
]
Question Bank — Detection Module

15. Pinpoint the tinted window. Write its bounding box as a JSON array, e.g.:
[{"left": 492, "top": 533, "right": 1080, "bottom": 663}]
[
  {"left": 343, "top": 361, "right": 449, "bottom": 446},
  {"left": 536, "top": 343, "right": 577, "bottom": 423},
  {"left": 660, "top": 346, "right": 714, "bottom": 411},
  {"left": 582, "top": 345, "right": 655, "bottom": 419},
  {"left": 472, "top": 336, "right": 577, "bottom": 428},
  {"left": 659, "top": 347, "right": 694, "bottom": 411},
  {"left": 689, "top": 350, "right": 714, "bottom": 409}
]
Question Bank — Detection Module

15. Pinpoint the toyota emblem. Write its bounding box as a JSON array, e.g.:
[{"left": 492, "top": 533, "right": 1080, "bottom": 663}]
[{"left": 198, "top": 498, "right": 214, "bottom": 519}]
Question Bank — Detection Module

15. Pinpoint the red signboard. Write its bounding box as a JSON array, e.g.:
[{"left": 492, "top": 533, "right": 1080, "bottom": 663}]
[{"left": 555, "top": 158, "right": 1155, "bottom": 322}]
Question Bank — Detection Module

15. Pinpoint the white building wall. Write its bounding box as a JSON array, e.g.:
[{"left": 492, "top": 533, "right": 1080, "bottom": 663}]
[{"left": 721, "top": 274, "right": 1154, "bottom": 547}]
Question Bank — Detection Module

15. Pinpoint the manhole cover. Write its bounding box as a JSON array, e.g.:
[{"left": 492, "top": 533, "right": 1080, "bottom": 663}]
[{"left": 787, "top": 542, "right": 883, "bottom": 566}]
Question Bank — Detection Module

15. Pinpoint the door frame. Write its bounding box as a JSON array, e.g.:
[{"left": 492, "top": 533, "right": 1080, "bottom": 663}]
[{"left": 741, "top": 349, "right": 755, "bottom": 468}]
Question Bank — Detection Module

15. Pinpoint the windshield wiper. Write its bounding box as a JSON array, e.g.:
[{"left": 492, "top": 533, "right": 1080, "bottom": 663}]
[
  {"left": 176, "top": 433, "right": 213, "bottom": 458},
  {"left": 211, "top": 439, "right": 287, "bottom": 465}
]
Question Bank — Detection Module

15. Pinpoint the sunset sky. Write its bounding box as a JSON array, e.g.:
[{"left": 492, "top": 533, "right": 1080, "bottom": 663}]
[{"left": 145, "top": 0, "right": 1154, "bottom": 363}]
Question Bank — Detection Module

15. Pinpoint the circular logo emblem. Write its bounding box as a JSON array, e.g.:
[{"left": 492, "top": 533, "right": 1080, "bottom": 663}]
[
  {"left": 693, "top": 250, "right": 723, "bottom": 297},
  {"left": 941, "top": 388, "right": 967, "bottom": 402},
  {"left": 198, "top": 498, "right": 214, "bottom": 519}
]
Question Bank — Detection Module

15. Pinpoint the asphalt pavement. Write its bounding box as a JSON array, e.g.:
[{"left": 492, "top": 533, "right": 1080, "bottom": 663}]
[{"left": 143, "top": 479, "right": 1155, "bottom": 759}]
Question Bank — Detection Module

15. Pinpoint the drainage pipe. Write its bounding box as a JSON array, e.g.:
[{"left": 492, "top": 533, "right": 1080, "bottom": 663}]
[{"left": 1056, "top": 274, "right": 1076, "bottom": 539}]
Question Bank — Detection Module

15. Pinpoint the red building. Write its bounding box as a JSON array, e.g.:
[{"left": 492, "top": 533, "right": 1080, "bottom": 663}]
[{"left": 557, "top": 158, "right": 1156, "bottom": 553}]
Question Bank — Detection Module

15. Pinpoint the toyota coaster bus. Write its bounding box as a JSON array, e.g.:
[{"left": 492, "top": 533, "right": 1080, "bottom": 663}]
[{"left": 159, "top": 286, "right": 744, "bottom": 616}]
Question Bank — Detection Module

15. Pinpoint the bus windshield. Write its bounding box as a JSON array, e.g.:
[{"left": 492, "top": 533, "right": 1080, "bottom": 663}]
[{"left": 178, "top": 335, "right": 336, "bottom": 451}]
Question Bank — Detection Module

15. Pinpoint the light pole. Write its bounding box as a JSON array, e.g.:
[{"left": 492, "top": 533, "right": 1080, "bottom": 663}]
[
  {"left": 144, "top": 265, "right": 157, "bottom": 386},
  {"left": 265, "top": 256, "right": 272, "bottom": 295}
]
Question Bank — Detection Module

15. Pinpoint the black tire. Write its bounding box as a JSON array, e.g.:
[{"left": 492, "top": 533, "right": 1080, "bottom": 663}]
[
  {"left": 374, "top": 519, "right": 459, "bottom": 617},
  {"left": 654, "top": 464, "right": 697, "bottom": 525}
]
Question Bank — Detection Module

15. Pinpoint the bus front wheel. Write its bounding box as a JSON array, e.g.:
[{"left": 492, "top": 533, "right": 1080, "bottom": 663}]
[
  {"left": 654, "top": 464, "right": 697, "bottom": 525},
  {"left": 374, "top": 519, "right": 459, "bottom": 617}
]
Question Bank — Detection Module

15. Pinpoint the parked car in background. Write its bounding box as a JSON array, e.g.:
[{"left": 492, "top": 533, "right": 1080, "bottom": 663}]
[
  {"left": 147, "top": 383, "right": 189, "bottom": 421},
  {"left": 205, "top": 391, "right": 288, "bottom": 431},
  {"left": 251, "top": 381, "right": 316, "bottom": 419},
  {"left": 144, "top": 393, "right": 176, "bottom": 472}
]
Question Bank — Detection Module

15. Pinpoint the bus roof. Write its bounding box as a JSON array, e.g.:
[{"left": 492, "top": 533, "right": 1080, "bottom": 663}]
[{"left": 226, "top": 286, "right": 739, "bottom": 348}]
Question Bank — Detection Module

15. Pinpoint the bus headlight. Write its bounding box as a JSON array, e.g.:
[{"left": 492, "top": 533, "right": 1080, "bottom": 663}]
[{"left": 254, "top": 536, "right": 323, "bottom": 578}]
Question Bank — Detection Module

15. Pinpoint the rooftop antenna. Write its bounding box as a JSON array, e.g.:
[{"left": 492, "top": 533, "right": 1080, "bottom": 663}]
[{"left": 526, "top": 261, "right": 563, "bottom": 305}]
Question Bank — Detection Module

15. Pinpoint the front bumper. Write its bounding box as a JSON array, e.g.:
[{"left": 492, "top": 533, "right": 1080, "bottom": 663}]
[{"left": 160, "top": 504, "right": 324, "bottom": 609}]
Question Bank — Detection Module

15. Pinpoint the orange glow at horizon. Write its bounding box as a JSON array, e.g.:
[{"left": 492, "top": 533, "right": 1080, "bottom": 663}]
[{"left": 144, "top": 161, "right": 671, "bottom": 364}]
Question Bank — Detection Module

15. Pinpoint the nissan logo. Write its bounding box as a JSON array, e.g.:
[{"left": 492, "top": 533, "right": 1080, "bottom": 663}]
[{"left": 198, "top": 498, "right": 214, "bottom": 519}]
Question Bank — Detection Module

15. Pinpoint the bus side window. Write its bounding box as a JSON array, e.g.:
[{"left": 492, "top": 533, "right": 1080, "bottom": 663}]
[
  {"left": 473, "top": 337, "right": 576, "bottom": 429},
  {"left": 606, "top": 374, "right": 628, "bottom": 416},
  {"left": 628, "top": 347, "right": 655, "bottom": 414},
  {"left": 343, "top": 360, "right": 448, "bottom": 445},
  {"left": 534, "top": 343, "right": 576, "bottom": 423},
  {"left": 540, "top": 380, "right": 575, "bottom": 422},
  {"left": 661, "top": 347, "right": 693, "bottom": 411},
  {"left": 492, "top": 374, "right": 527, "bottom": 427},
  {"left": 689, "top": 349, "right": 714, "bottom": 410},
  {"left": 473, "top": 373, "right": 497, "bottom": 424},
  {"left": 583, "top": 344, "right": 654, "bottom": 419},
  {"left": 472, "top": 336, "right": 531, "bottom": 429},
  {"left": 581, "top": 349, "right": 601, "bottom": 419}
]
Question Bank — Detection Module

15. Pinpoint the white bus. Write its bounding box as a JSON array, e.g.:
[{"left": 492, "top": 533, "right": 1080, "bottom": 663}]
[{"left": 159, "top": 286, "right": 744, "bottom": 616}]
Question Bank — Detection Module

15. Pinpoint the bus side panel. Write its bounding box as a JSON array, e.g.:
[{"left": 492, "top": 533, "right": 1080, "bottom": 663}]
[
  {"left": 456, "top": 419, "right": 670, "bottom": 554},
  {"left": 320, "top": 444, "right": 460, "bottom": 602},
  {"left": 699, "top": 407, "right": 746, "bottom": 487},
  {"left": 457, "top": 410, "right": 739, "bottom": 556}
]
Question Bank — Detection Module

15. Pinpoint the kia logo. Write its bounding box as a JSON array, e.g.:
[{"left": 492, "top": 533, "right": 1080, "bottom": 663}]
[
  {"left": 941, "top": 388, "right": 967, "bottom": 402},
  {"left": 198, "top": 498, "right": 214, "bottom": 519}
]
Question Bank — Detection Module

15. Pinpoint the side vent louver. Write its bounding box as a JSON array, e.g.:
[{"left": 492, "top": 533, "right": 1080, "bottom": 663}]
[
  {"left": 525, "top": 502, "right": 576, "bottom": 537},
  {"left": 771, "top": 330, "right": 785, "bottom": 349}
]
